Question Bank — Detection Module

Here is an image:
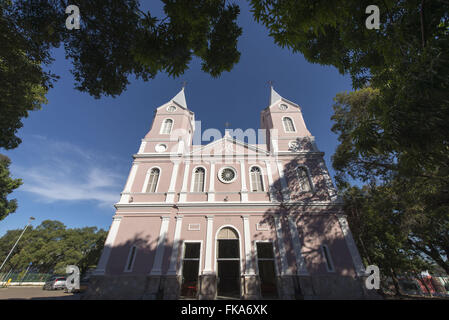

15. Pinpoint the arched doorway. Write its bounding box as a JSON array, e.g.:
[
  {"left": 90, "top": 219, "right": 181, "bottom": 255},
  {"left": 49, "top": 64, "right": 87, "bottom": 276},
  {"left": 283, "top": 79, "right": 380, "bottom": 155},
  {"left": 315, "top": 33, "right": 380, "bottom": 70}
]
[{"left": 216, "top": 227, "right": 240, "bottom": 298}]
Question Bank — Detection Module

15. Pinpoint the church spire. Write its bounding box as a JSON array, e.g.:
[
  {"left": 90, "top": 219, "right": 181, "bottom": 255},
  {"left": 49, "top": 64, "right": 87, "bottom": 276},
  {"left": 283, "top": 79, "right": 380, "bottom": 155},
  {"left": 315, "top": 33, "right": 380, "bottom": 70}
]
[
  {"left": 269, "top": 85, "right": 282, "bottom": 106},
  {"left": 172, "top": 87, "right": 187, "bottom": 109}
]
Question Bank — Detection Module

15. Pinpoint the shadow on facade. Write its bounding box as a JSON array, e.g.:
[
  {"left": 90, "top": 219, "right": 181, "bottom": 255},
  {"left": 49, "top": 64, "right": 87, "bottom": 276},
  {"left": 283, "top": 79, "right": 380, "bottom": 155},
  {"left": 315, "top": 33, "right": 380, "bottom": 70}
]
[
  {"left": 83, "top": 232, "right": 181, "bottom": 300},
  {"left": 85, "top": 151, "right": 372, "bottom": 300},
  {"left": 252, "top": 153, "right": 371, "bottom": 299}
]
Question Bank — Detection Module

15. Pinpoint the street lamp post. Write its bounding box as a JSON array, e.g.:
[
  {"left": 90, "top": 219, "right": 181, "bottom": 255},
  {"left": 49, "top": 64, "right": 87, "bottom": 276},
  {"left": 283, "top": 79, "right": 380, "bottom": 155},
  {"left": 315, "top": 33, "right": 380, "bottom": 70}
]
[{"left": 0, "top": 217, "right": 35, "bottom": 273}]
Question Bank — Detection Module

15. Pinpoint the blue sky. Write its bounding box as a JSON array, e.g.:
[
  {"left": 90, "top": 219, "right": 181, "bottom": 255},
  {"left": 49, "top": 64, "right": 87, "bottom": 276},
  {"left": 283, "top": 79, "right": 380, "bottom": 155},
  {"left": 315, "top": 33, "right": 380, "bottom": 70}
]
[{"left": 0, "top": 1, "right": 352, "bottom": 236}]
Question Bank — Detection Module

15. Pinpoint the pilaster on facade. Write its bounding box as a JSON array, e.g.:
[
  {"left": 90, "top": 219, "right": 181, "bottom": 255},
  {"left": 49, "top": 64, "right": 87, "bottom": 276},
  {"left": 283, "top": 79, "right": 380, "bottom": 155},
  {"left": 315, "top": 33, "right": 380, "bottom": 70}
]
[
  {"left": 94, "top": 215, "right": 122, "bottom": 275},
  {"left": 150, "top": 216, "right": 171, "bottom": 276},
  {"left": 264, "top": 160, "right": 277, "bottom": 202},
  {"left": 287, "top": 216, "right": 309, "bottom": 275},
  {"left": 208, "top": 161, "right": 216, "bottom": 202},
  {"left": 138, "top": 139, "right": 147, "bottom": 154},
  {"left": 119, "top": 163, "right": 139, "bottom": 204},
  {"left": 167, "top": 215, "right": 183, "bottom": 275},
  {"left": 166, "top": 161, "right": 180, "bottom": 203},
  {"left": 239, "top": 160, "right": 248, "bottom": 202},
  {"left": 179, "top": 161, "right": 190, "bottom": 203},
  {"left": 242, "top": 215, "right": 255, "bottom": 275},
  {"left": 319, "top": 160, "right": 338, "bottom": 201},
  {"left": 177, "top": 139, "right": 185, "bottom": 155},
  {"left": 273, "top": 216, "right": 291, "bottom": 275},
  {"left": 275, "top": 161, "right": 290, "bottom": 202},
  {"left": 203, "top": 215, "right": 214, "bottom": 274},
  {"left": 337, "top": 214, "right": 366, "bottom": 276}
]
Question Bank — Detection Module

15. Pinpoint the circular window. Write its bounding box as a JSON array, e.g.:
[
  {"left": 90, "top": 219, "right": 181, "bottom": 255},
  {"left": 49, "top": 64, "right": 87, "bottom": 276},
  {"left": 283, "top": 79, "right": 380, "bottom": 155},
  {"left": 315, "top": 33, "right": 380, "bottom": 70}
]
[
  {"left": 279, "top": 104, "right": 288, "bottom": 111},
  {"left": 155, "top": 144, "right": 167, "bottom": 152},
  {"left": 288, "top": 140, "right": 300, "bottom": 151},
  {"left": 167, "top": 106, "right": 176, "bottom": 112},
  {"left": 218, "top": 167, "right": 237, "bottom": 184}
]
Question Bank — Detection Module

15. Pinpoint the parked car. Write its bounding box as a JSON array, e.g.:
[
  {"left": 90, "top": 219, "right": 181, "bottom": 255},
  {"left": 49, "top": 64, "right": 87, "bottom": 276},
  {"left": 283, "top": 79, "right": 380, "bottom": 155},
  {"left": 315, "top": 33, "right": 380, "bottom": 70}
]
[{"left": 43, "top": 276, "right": 66, "bottom": 290}]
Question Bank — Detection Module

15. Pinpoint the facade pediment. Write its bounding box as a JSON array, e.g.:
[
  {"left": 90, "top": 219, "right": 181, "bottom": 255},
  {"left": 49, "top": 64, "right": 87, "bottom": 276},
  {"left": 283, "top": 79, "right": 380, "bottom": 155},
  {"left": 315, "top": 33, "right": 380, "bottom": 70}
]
[{"left": 189, "top": 136, "right": 269, "bottom": 157}]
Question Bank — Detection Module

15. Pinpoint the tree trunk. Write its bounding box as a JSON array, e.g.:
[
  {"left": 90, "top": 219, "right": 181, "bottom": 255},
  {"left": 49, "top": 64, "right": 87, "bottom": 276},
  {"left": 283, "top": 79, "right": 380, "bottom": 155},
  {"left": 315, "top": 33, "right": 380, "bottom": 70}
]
[{"left": 391, "top": 269, "right": 402, "bottom": 296}]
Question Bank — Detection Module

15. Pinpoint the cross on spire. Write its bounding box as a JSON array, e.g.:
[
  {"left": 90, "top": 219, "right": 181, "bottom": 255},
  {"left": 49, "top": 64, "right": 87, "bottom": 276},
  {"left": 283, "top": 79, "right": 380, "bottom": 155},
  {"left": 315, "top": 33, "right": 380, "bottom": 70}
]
[
  {"left": 181, "top": 81, "right": 187, "bottom": 89},
  {"left": 267, "top": 80, "right": 274, "bottom": 88}
]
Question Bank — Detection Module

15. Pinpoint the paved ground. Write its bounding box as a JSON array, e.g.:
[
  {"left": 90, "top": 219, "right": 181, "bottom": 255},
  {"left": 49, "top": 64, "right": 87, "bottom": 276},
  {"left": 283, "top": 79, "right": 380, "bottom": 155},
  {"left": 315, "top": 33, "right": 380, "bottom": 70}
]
[{"left": 0, "top": 286, "right": 82, "bottom": 300}]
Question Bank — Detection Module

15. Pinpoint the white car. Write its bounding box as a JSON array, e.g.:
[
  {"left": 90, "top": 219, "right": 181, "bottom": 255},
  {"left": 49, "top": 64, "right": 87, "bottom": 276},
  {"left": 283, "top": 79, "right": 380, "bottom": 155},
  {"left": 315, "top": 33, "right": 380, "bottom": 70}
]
[{"left": 43, "top": 277, "right": 66, "bottom": 290}]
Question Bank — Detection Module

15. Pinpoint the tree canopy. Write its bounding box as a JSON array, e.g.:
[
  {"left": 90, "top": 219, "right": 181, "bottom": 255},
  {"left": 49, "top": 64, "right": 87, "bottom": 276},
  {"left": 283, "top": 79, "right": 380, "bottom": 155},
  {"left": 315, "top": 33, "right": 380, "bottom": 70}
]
[
  {"left": 0, "top": 220, "right": 107, "bottom": 275},
  {"left": 0, "top": 155, "right": 22, "bottom": 221},
  {"left": 0, "top": 0, "right": 242, "bottom": 219}
]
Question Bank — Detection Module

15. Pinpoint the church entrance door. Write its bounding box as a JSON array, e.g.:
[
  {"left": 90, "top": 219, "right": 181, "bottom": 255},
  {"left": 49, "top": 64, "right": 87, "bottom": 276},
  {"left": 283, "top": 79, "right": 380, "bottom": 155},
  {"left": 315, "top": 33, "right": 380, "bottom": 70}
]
[{"left": 216, "top": 227, "right": 240, "bottom": 298}]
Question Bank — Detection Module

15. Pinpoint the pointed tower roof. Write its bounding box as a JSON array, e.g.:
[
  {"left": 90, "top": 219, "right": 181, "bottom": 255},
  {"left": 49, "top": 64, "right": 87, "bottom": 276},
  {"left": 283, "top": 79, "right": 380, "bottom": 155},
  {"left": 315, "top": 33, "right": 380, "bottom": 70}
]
[
  {"left": 172, "top": 87, "right": 187, "bottom": 109},
  {"left": 267, "top": 86, "right": 300, "bottom": 109},
  {"left": 270, "top": 86, "right": 282, "bottom": 105}
]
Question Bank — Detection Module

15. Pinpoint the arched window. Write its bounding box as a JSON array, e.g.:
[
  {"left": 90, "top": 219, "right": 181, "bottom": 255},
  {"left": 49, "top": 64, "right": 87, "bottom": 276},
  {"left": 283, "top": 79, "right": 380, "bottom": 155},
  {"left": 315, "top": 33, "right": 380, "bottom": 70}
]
[
  {"left": 321, "top": 245, "right": 335, "bottom": 272},
  {"left": 161, "top": 119, "right": 173, "bottom": 134},
  {"left": 250, "top": 166, "right": 264, "bottom": 192},
  {"left": 124, "top": 245, "right": 137, "bottom": 272},
  {"left": 282, "top": 117, "right": 295, "bottom": 132},
  {"left": 297, "top": 167, "right": 312, "bottom": 192},
  {"left": 217, "top": 227, "right": 239, "bottom": 240},
  {"left": 146, "top": 168, "right": 160, "bottom": 193},
  {"left": 192, "top": 167, "right": 205, "bottom": 192}
]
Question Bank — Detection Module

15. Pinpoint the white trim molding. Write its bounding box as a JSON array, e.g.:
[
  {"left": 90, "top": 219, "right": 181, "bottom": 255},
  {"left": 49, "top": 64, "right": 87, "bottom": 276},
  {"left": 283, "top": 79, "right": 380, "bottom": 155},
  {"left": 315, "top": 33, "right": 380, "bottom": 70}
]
[
  {"left": 120, "top": 164, "right": 139, "bottom": 203},
  {"left": 264, "top": 160, "right": 276, "bottom": 202},
  {"left": 273, "top": 216, "right": 291, "bottom": 275},
  {"left": 188, "top": 223, "right": 201, "bottom": 231},
  {"left": 166, "top": 162, "right": 180, "bottom": 202},
  {"left": 287, "top": 216, "right": 309, "bottom": 275},
  {"left": 242, "top": 215, "right": 255, "bottom": 275},
  {"left": 239, "top": 161, "right": 248, "bottom": 202},
  {"left": 203, "top": 216, "right": 214, "bottom": 274},
  {"left": 275, "top": 161, "right": 290, "bottom": 201},
  {"left": 167, "top": 215, "right": 183, "bottom": 275},
  {"left": 138, "top": 140, "right": 147, "bottom": 154},
  {"left": 150, "top": 216, "right": 170, "bottom": 275},
  {"left": 179, "top": 162, "right": 191, "bottom": 203},
  {"left": 208, "top": 162, "right": 215, "bottom": 202},
  {"left": 337, "top": 214, "right": 366, "bottom": 276},
  {"left": 94, "top": 216, "right": 122, "bottom": 275}
]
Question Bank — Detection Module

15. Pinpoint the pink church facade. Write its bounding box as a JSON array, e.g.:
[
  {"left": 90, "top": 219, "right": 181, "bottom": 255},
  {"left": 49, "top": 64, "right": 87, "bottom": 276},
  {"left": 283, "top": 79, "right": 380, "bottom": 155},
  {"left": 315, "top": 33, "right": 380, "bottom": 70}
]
[{"left": 88, "top": 88, "right": 368, "bottom": 299}]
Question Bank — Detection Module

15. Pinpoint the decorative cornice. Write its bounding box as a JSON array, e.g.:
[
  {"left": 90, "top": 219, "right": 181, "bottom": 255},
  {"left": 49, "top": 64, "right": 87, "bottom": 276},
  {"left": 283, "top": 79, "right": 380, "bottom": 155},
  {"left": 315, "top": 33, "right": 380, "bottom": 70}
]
[
  {"left": 114, "top": 200, "right": 342, "bottom": 209},
  {"left": 133, "top": 152, "right": 324, "bottom": 160}
]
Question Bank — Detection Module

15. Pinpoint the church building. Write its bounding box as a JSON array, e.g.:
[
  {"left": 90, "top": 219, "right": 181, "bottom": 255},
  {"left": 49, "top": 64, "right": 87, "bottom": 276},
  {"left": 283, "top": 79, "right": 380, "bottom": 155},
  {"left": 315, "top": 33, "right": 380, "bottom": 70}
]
[{"left": 88, "top": 87, "right": 368, "bottom": 299}]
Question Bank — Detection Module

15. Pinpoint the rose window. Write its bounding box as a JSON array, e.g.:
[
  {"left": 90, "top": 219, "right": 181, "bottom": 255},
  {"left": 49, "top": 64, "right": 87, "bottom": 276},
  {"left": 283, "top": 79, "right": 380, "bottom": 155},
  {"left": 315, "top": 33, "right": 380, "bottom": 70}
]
[{"left": 218, "top": 167, "right": 237, "bottom": 183}]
